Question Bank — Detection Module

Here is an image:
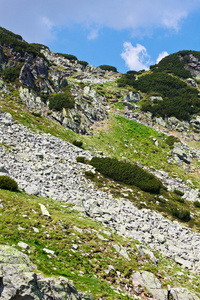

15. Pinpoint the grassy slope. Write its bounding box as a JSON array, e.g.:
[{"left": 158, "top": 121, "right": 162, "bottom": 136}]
[{"left": 1, "top": 188, "right": 200, "bottom": 299}]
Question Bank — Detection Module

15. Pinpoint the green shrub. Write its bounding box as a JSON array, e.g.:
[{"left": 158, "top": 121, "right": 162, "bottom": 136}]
[
  {"left": 0, "top": 175, "right": 18, "bottom": 191},
  {"left": 126, "top": 70, "right": 137, "bottom": 75},
  {"left": 174, "top": 197, "right": 185, "bottom": 203},
  {"left": 194, "top": 201, "right": 200, "bottom": 208},
  {"left": 72, "top": 140, "right": 83, "bottom": 148},
  {"left": 49, "top": 87, "right": 74, "bottom": 111},
  {"left": 31, "top": 112, "right": 41, "bottom": 118},
  {"left": 3, "top": 63, "right": 24, "bottom": 82},
  {"left": 117, "top": 72, "right": 136, "bottom": 87},
  {"left": 174, "top": 189, "right": 184, "bottom": 196},
  {"left": 90, "top": 157, "right": 162, "bottom": 193},
  {"left": 171, "top": 207, "right": 191, "bottom": 221},
  {"left": 165, "top": 136, "right": 180, "bottom": 148},
  {"left": 78, "top": 60, "right": 88, "bottom": 67},
  {"left": 76, "top": 156, "right": 85, "bottom": 163},
  {"left": 56, "top": 53, "right": 77, "bottom": 61},
  {"left": 98, "top": 65, "right": 117, "bottom": 72},
  {"left": 30, "top": 43, "right": 49, "bottom": 51}
]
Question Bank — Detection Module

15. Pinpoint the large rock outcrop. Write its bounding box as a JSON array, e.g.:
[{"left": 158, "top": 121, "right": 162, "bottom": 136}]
[{"left": 0, "top": 244, "right": 93, "bottom": 300}]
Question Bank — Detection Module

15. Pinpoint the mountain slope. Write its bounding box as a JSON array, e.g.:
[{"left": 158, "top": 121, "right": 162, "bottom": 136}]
[{"left": 1, "top": 27, "right": 200, "bottom": 299}]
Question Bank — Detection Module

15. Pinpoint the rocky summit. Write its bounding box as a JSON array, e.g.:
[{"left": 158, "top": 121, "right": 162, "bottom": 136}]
[{"left": 1, "top": 26, "right": 200, "bottom": 299}]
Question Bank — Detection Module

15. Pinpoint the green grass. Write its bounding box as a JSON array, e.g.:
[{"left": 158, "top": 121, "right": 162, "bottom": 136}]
[
  {"left": 0, "top": 188, "right": 200, "bottom": 298},
  {"left": 82, "top": 114, "right": 171, "bottom": 169}
]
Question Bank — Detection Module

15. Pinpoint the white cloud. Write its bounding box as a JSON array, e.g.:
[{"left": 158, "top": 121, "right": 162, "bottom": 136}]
[
  {"left": 87, "top": 29, "right": 99, "bottom": 40},
  {"left": 121, "top": 42, "right": 151, "bottom": 71},
  {"left": 0, "top": 0, "right": 200, "bottom": 43},
  {"left": 41, "top": 17, "right": 54, "bottom": 30},
  {"left": 156, "top": 51, "right": 169, "bottom": 64}
]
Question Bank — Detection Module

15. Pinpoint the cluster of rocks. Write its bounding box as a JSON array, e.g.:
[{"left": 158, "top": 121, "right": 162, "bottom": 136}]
[
  {"left": 50, "top": 84, "right": 109, "bottom": 134},
  {"left": 0, "top": 244, "right": 93, "bottom": 300},
  {"left": 1, "top": 112, "right": 200, "bottom": 278},
  {"left": 123, "top": 92, "right": 142, "bottom": 110},
  {"left": 42, "top": 49, "right": 120, "bottom": 84},
  {"left": 149, "top": 168, "right": 200, "bottom": 202},
  {"left": 131, "top": 270, "right": 199, "bottom": 300}
]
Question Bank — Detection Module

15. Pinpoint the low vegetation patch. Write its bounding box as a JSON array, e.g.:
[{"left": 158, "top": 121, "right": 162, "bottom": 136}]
[
  {"left": 77, "top": 60, "right": 88, "bottom": 67},
  {"left": 165, "top": 136, "right": 180, "bottom": 148},
  {"left": 76, "top": 156, "right": 85, "bottom": 163},
  {"left": 194, "top": 200, "right": 200, "bottom": 208},
  {"left": 85, "top": 171, "right": 95, "bottom": 178},
  {"left": 98, "top": 65, "right": 117, "bottom": 72},
  {"left": 0, "top": 175, "right": 18, "bottom": 191},
  {"left": 73, "top": 140, "right": 83, "bottom": 148},
  {"left": 174, "top": 189, "right": 184, "bottom": 196},
  {"left": 171, "top": 207, "right": 191, "bottom": 221},
  {"left": 49, "top": 87, "right": 74, "bottom": 111},
  {"left": 90, "top": 157, "right": 162, "bottom": 193},
  {"left": 2, "top": 63, "right": 24, "bottom": 82},
  {"left": 56, "top": 53, "right": 77, "bottom": 61}
]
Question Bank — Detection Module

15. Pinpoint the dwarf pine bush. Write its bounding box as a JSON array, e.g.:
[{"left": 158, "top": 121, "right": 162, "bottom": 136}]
[
  {"left": 90, "top": 157, "right": 162, "bottom": 193},
  {"left": 0, "top": 175, "right": 18, "bottom": 191}
]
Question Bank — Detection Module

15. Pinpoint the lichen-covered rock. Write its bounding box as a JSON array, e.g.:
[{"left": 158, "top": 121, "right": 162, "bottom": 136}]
[
  {"left": 0, "top": 245, "right": 93, "bottom": 299},
  {"left": 33, "top": 57, "right": 48, "bottom": 79},
  {"left": 131, "top": 271, "right": 168, "bottom": 300},
  {"left": 168, "top": 116, "right": 189, "bottom": 132},
  {"left": 169, "top": 287, "right": 199, "bottom": 300},
  {"left": 124, "top": 91, "right": 141, "bottom": 103}
]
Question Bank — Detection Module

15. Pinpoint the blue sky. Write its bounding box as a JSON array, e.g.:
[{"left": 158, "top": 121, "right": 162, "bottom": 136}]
[{"left": 1, "top": 0, "right": 200, "bottom": 73}]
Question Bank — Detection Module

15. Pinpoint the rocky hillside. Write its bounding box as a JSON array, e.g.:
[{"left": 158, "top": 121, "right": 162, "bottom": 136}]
[{"left": 1, "top": 26, "right": 200, "bottom": 299}]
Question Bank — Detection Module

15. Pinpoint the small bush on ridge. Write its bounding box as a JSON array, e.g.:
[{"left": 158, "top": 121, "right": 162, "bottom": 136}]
[
  {"left": 78, "top": 60, "right": 88, "bottom": 67},
  {"left": 0, "top": 175, "right": 18, "bottom": 191},
  {"left": 98, "top": 65, "right": 117, "bottom": 72}
]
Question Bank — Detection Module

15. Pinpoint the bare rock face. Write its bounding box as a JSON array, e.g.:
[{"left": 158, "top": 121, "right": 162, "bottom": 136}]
[
  {"left": 0, "top": 45, "right": 6, "bottom": 71},
  {"left": 0, "top": 245, "right": 93, "bottom": 300},
  {"left": 19, "top": 63, "right": 34, "bottom": 88},
  {"left": 32, "top": 57, "right": 48, "bottom": 79}
]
